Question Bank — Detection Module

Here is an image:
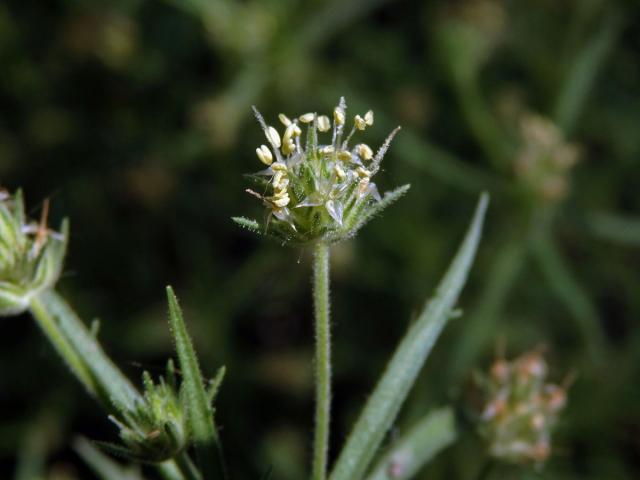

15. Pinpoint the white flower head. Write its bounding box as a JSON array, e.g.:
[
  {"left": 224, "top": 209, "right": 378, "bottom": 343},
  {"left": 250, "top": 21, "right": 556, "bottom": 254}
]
[{"left": 235, "top": 98, "right": 410, "bottom": 245}]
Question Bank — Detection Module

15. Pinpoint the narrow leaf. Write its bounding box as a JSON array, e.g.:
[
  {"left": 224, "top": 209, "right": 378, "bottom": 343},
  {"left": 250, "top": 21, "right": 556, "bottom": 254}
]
[
  {"left": 554, "top": 11, "right": 622, "bottom": 134},
  {"left": 207, "top": 366, "right": 226, "bottom": 404},
  {"left": 166, "top": 287, "right": 215, "bottom": 440},
  {"left": 166, "top": 286, "right": 225, "bottom": 480},
  {"left": 365, "top": 408, "right": 456, "bottom": 480},
  {"left": 231, "top": 216, "right": 261, "bottom": 234},
  {"left": 330, "top": 193, "right": 489, "bottom": 480},
  {"left": 587, "top": 211, "right": 640, "bottom": 247}
]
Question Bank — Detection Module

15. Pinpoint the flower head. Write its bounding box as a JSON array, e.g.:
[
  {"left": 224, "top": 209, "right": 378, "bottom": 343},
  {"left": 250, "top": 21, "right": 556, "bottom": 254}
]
[
  {"left": 233, "top": 97, "right": 410, "bottom": 245},
  {"left": 105, "top": 360, "right": 225, "bottom": 462},
  {"left": 514, "top": 113, "right": 580, "bottom": 203},
  {"left": 0, "top": 189, "right": 68, "bottom": 315},
  {"left": 477, "top": 347, "right": 570, "bottom": 468}
]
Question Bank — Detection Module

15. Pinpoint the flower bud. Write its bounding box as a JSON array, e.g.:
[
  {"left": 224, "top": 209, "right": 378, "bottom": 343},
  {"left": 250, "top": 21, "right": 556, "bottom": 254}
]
[{"left": 110, "top": 368, "right": 187, "bottom": 462}]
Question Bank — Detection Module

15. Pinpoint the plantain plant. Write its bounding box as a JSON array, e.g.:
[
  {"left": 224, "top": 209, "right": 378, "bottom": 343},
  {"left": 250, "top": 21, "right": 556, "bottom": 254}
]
[{"left": 0, "top": 99, "right": 573, "bottom": 480}]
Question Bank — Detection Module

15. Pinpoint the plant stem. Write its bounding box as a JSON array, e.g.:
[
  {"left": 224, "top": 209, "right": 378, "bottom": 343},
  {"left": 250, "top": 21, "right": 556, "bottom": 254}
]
[
  {"left": 175, "top": 451, "right": 203, "bottom": 480},
  {"left": 312, "top": 242, "right": 331, "bottom": 480},
  {"left": 28, "top": 294, "right": 96, "bottom": 395},
  {"left": 157, "top": 460, "right": 186, "bottom": 480},
  {"left": 29, "top": 290, "right": 141, "bottom": 414}
]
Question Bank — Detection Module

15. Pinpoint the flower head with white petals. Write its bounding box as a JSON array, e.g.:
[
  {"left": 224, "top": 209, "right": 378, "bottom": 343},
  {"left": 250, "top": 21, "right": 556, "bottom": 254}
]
[{"left": 233, "top": 97, "right": 410, "bottom": 245}]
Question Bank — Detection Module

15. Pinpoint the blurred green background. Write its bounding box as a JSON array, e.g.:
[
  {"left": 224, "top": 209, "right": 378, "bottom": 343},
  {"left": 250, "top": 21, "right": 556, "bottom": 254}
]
[{"left": 1, "top": 0, "right": 640, "bottom": 478}]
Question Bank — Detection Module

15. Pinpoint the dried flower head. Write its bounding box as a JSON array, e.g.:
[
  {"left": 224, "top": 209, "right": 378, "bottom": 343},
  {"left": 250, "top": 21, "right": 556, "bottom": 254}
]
[
  {"left": 0, "top": 190, "right": 68, "bottom": 315},
  {"left": 514, "top": 113, "right": 581, "bottom": 203},
  {"left": 477, "top": 347, "right": 570, "bottom": 468},
  {"left": 233, "top": 97, "right": 410, "bottom": 245}
]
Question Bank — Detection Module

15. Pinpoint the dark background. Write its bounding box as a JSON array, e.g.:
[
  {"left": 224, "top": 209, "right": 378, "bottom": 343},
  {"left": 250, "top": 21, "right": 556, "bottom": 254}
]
[{"left": 1, "top": 0, "right": 640, "bottom": 478}]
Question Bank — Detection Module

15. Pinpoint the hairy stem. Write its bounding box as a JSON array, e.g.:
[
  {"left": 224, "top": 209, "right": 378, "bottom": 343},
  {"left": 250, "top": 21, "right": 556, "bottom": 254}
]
[
  {"left": 175, "top": 451, "right": 203, "bottom": 480},
  {"left": 28, "top": 294, "right": 97, "bottom": 396},
  {"left": 29, "top": 290, "right": 140, "bottom": 414},
  {"left": 312, "top": 242, "right": 331, "bottom": 480}
]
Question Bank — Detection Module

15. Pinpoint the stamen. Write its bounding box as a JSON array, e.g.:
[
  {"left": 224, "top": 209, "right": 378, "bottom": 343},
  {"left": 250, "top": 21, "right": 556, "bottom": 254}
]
[
  {"left": 256, "top": 145, "right": 273, "bottom": 165},
  {"left": 278, "top": 113, "right": 292, "bottom": 126}
]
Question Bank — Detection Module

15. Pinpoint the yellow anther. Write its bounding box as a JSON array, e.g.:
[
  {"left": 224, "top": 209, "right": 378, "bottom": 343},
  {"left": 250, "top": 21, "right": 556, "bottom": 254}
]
[
  {"left": 256, "top": 145, "right": 273, "bottom": 165},
  {"left": 274, "top": 177, "right": 289, "bottom": 192},
  {"left": 272, "top": 187, "right": 288, "bottom": 199},
  {"left": 278, "top": 113, "right": 292, "bottom": 127},
  {"left": 273, "top": 195, "right": 290, "bottom": 207},
  {"left": 272, "top": 171, "right": 285, "bottom": 187},
  {"left": 282, "top": 139, "right": 296, "bottom": 156},
  {"left": 271, "top": 161, "right": 288, "bottom": 172},
  {"left": 283, "top": 123, "right": 302, "bottom": 148},
  {"left": 337, "top": 150, "right": 352, "bottom": 162},
  {"left": 354, "top": 115, "right": 366, "bottom": 130},
  {"left": 357, "top": 143, "right": 373, "bottom": 161},
  {"left": 299, "top": 113, "right": 315, "bottom": 123},
  {"left": 334, "top": 163, "right": 346, "bottom": 180},
  {"left": 319, "top": 145, "right": 334, "bottom": 155},
  {"left": 266, "top": 126, "right": 281, "bottom": 148},
  {"left": 356, "top": 166, "right": 371, "bottom": 178},
  {"left": 334, "top": 106, "right": 345, "bottom": 126},
  {"left": 364, "top": 110, "right": 374, "bottom": 126},
  {"left": 283, "top": 124, "right": 296, "bottom": 144},
  {"left": 317, "top": 115, "right": 331, "bottom": 132}
]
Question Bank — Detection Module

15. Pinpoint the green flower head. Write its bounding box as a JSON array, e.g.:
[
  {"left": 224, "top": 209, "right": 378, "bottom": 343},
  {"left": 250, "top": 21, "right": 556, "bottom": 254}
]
[
  {"left": 233, "top": 97, "right": 410, "bottom": 245},
  {"left": 104, "top": 360, "right": 225, "bottom": 463},
  {"left": 105, "top": 362, "right": 189, "bottom": 463},
  {"left": 0, "top": 190, "right": 68, "bottom": 315}
]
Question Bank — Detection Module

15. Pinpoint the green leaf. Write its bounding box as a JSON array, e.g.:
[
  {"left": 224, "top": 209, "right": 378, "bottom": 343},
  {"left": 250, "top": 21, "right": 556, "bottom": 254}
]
[
  {"left": 231, "top": 216, "right": 261, "bottom": 234},
  {"left": 166, "top": 286, "right": 225, "bottom": 480},
  {"left": 587, "top": 211, "right": 640, "bottom": 247},
  {"left": 365, "top": 408, "right": 456, "bottom": 480},
  {"left": 207, "top": 366, "right": 226, "bottom": 404},
  {"left": 330, "top": 193, "right": 489, "bottom": 480},
  {"left": 554, "top": 11, "right": 622, "bottom": 134}
]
